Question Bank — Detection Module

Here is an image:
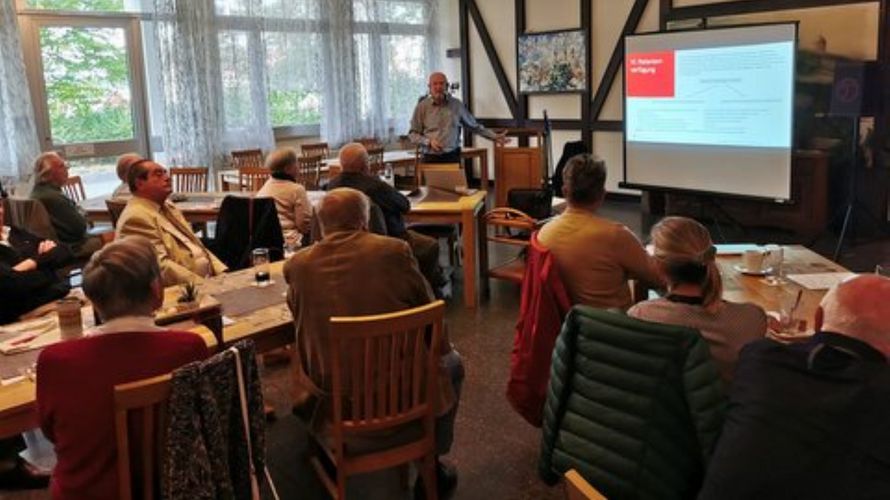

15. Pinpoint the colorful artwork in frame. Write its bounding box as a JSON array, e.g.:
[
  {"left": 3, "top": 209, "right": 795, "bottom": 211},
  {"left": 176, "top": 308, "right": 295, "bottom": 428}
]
[{"left": 518, "top": 29, "right": 587, "bottom": 94}]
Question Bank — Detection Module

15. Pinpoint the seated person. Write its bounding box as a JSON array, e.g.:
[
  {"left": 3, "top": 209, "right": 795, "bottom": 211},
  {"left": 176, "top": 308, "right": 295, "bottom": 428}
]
[
  {"left": 36, "top": 237, "right": 210, "bottom": 500},
  {"left": 627, "top": 216, "right": 766, "bottom": 385},
  {"left": 111, "top": 152, "right": 141, "bottom": 198},
  {"left": 0, "top": 195, "right": 71, "bottom": 324},
  {"left": 537, "top": 154, "right": 662, "bottom": 309},
  {"left": 699, "top": 275, "right": 890, "bottom": 499},
  {"left": 115, "top": 158, "right": 227, "bottom": 286},
  {"left": 256, "top": 147, "right": 312, "bottom": 250},
  {"left": 29, "top": 152, "right": 103, "bottom": 259},
  {"left": 284, "top": 188, "right": 463, "bottom": 496},
  {"left": 327, "top": 143, "right": 446, "bottom": 292}
]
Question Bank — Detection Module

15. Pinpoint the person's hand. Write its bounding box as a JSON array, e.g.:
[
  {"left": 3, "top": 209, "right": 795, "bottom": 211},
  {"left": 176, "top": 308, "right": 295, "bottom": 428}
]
[
  {"left": 493, "top": 130, "right": 509, "bottom": 146},
  {"left": 12, "top": 259, "right": 37, "bottom": 272},
  {"left": 429, "top": 138, "right": 444, "bottom": 152},
  {"left": 37, "top": 240, "right": 57, "bottom": 255}
]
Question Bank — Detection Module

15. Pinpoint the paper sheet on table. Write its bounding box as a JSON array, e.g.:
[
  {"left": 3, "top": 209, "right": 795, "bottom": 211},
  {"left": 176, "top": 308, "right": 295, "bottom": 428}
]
[
  {"left": 787, "top": 272, "right": 856, "bottom": 290},
  {"left": 0, "top": 317, "right": 61, "bottom": 354}
]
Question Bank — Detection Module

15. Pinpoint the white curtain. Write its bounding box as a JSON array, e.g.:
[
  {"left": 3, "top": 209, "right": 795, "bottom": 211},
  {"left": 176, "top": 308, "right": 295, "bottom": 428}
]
[
  {"left": 321, "top": 0, "right": 440, "bottom": 146},
  {"left": 152, "top": 0, "right": 274, "bottom": 174},
  {"left": 0, "top": 0, "right": 40, "bottom": 182}
]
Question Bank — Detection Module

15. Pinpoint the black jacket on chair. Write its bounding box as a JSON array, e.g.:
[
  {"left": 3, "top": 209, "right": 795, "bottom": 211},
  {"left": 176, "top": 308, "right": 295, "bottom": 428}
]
[
  {"left": 206, "top": 196, "right": 284, "bottom": 271},
  {"left": 550, "top": 141, "right": 588, "bottom": 196},
  {"left": 0, "top": 226, "right": 72, "bottom": 324}
]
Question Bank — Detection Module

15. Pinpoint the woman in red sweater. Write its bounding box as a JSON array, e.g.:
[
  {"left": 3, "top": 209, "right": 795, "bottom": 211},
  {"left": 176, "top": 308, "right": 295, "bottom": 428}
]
[{"left": 36, "top": 237, "right": 209, "bottom": 500}]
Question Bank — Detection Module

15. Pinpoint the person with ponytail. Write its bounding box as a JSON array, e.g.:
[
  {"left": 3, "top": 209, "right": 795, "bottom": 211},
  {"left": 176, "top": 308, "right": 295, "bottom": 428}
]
[{"left": 628, "top": 216, "right": 766, "bottom": 385}]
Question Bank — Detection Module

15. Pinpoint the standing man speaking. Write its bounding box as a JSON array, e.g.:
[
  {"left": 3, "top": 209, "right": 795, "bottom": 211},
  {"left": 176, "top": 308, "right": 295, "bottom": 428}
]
[{"left": 409, "top": 72, "right": 507, "bottom": 164}]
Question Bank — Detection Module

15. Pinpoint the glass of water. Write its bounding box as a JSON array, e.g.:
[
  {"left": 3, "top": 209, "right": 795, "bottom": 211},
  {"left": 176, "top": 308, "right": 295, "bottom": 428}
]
[
  {"left": 764, "top": 245, "right": 786, "bottom": 286},
  {"left": 252, "top": 248, "right": 271, "bottom": 287}
]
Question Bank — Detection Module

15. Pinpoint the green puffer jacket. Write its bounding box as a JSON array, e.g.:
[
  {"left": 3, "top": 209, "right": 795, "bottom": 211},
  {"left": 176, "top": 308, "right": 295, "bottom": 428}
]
[{"left": 539, "top": 306, "right": 727, "bottom": 500}]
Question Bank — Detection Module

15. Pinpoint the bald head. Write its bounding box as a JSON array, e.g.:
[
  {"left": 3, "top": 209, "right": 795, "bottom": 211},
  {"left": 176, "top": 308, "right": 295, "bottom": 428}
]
[
  {"left": 338, "top": 143, "right": 369, "bottom": 174},
  {"left": 818, "top": 274, "right": 890, "bottom": 356},
  {"left": 116, "top": 153, "right": 143, "bottom": 183},
  {"left": 428, "top": 71, "right": 448, "bottom": 103},
  {"left": 317, "top": 188, "right": 370, "bottom": 236}
]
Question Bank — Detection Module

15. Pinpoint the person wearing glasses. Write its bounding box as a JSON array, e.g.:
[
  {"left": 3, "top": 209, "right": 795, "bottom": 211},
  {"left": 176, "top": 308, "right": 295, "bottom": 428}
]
[
  {"left": 30, "top": 152, "right": 105, "bottom": 259},
  {"left": 115, "top": 158, "right": 226, "bottom": 286}
]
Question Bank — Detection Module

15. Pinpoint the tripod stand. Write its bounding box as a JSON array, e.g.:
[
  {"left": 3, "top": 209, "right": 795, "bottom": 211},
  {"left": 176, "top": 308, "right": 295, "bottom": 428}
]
[{"left": 827, "top": 117, "right": 888, "bottom": 261}]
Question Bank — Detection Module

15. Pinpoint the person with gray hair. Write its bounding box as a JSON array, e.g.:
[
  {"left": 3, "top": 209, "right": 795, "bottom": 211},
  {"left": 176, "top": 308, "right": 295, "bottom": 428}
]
[
  {"left": 284, "top": 187, "right": 464, "bottom": 497},
  {"left": 328, "top": 142, "right": 447, "bottom": 295},
  {"left": 256, "top": 147, "right": 312, "bottom": 249},
  {"left": 111, "top": 153, "right": 142, "bottom": 199},
  {"left": 29, "top": 151, "right": 105, "bottom": 258},
  {"left": 36, "top": 236, "right": 209, "bottom": 500},
  {"left": 700, "top": 274, "right": 890, "bottom": 499},
  {"left": 537, "top": 153, "right": 662, "bottom": 309}
]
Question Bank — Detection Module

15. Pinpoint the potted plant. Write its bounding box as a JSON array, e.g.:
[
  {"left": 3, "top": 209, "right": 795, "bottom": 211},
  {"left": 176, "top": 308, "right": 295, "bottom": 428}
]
[{"left": 176, "top": 281, "right": 200, "bottom": 311}]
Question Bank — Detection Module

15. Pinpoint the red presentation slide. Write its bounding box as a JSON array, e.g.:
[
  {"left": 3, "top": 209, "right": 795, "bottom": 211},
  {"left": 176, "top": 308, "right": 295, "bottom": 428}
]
[{"left": 626, "top": 51, "right": 675, "bottom": 97}]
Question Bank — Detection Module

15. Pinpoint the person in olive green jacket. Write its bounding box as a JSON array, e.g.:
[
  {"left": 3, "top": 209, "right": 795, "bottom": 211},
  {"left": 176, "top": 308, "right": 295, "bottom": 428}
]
[{"left": 30, "top": 151, "right": 103, "bottom": 259}]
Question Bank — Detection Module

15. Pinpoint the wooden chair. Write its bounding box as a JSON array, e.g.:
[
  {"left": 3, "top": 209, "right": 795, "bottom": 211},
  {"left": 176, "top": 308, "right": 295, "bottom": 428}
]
[
  {"left": 105, "top": 198, "right": 128, "bottom": 228},
  {"left": 297, "top": 154, "right": 324, "bottom": 189},
  {"left": 483, "top": 207, "right": 538, "bottom": 283},
  {"left": 113, "top": 373, "right": 173, "bottom": 500},
  {"left": 312, "top": 300, "right": 445, "bottom": 500},
  {"left": 564, "top": 470, "right": 607, "bottom": 500},
  {"left": 416, "top": 162, "right": 462, "bottom": 188},
  {"left": 301, "top": 142, "right": 330, "bottom": 159},
  {"left": 366, "top": 145, "right": 385, "bottom": 176},
  {"left": 170, "top": 167, "right": 209, "bottom": 193},
  {"left": 231, "top": 149, "right": 264, "bottom": 169},
  {"left": 238, "top": 167, "right": 270, "bottom": 192},
  {"left": 62, "top": 175, "right": 86, "bottom": 203},
  {"left": 354, "top": 137, "right": 380, "bottom": 148}
]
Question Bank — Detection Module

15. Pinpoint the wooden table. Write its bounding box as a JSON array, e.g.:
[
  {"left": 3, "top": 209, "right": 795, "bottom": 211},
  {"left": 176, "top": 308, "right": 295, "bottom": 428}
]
[
  {"left": 0, "top": 262, "right": 290, "bottom": 439},
  {"left": 716, "top": 245, "right": 849, "bottom": 333},
  {"left": 81, "top": 192, "right": 251, "bottom": 224},
  {"left": 406, "top": 189, "right": 488, "bottom": 309}
]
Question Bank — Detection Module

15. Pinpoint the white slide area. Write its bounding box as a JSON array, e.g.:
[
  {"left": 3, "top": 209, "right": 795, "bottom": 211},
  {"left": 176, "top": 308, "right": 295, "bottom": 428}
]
[{"left": 623, "top": 24, "right": 797, "bottom": 201}]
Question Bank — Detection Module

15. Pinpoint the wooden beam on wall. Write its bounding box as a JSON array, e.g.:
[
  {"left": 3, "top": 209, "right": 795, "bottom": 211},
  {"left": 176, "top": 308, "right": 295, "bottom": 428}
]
[
  {"left": 581, "top": 0, "right": 592, "bottom": 151},
  {"left": 466, "top": 0, "right": 520, "bottom": 119},
  {"left": 459, "top": 0, "right": 470, "bottom": 108},
  {"left": 590, "top": 0, "right": 649, "bottom": 122}
]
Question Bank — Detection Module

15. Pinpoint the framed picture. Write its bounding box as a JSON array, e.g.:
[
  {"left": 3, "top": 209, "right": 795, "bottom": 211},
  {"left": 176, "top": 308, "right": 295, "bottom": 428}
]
[{"left": 518, "top": 29, "right": 587, "bottom": 94}]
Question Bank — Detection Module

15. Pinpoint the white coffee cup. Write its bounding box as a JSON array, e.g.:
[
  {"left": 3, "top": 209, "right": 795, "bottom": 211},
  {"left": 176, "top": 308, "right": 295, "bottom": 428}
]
[{"left": 742, "top": 249, "right": 766, "bottom": 272}]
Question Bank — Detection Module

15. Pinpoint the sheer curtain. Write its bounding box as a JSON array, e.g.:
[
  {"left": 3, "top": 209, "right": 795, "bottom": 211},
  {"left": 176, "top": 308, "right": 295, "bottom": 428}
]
[
  {"left": 0, "top": 0, "right": 40, "bottom": 182},
  {"left": 152, "top": 0, "right": 274, "bottom": 174},
  {"left": 321, "top": 0, "right": 439, "bottom": 145}
]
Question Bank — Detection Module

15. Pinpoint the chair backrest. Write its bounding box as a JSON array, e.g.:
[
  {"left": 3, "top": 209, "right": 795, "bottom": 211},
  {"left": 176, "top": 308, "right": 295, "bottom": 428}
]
[
  {"left": 114, "top": 373, "right": 173, "bottom": 500},
  {"left": 106, "top": 198, "right": 129, "bottom": 228},
  {"left": 353, "top": 137, "right": 380, "bottom": 148},
  {"left": 170, "top": 167, "right": 209, "bottom": 193},
  {"left": 539, "top": 307, "right": 726, "bottom": 499},
  {"left": 231, "top": 149, "right": 264, "bottom": 169},
  {"left": 327, "top": 300, "right": 444, "bottom": 444},
  {"left": 484, "top": 207, "right": 537, "bottom": 246},
  {"left": 366, "top": 145, "right": 385, "bottom": 175},
  {"left": 296, "top": 154, "right": 323, "bottom": 189},
  {"left": 238, "top": 167, "right": 270, "bottom": 192},
  {"left": 62, "top": 175, "right": 86, "bottom": 203},
  {"left": 5, "top": 197, "right": 58, "bottom": 240},
  {"left": 565, "top": 470, "right": 607, "bottom": 500},
  {"left": 210, "top": 195, "right": 284, "bottom": 270},
  {"left": 301, "top": 142, "right": 329, "bottom": 159}
]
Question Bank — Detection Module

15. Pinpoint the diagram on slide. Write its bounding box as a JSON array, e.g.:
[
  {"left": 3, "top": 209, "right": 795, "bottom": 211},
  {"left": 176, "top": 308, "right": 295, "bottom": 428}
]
[{"left": 625, "top": 41, "right": 795, "bottom": 148}]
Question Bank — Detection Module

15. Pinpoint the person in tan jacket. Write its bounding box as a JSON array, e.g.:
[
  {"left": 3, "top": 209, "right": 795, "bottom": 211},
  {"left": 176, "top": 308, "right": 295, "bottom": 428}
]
[
  {"left": 537, "top": 154, "right": 663, "bottom": 309},
  {"left": 115, "top": 159, "right": 226, "bottom": 286},
  {"left": 284, "top": 187, "right": 463, "bottom": 495}
]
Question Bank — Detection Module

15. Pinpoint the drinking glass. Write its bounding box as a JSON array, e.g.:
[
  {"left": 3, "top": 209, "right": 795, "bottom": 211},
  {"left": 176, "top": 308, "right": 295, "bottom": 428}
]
[
  {"left": 252, "top": 248, "right": 271, "bottom": 287},
  {"left": 764, "top": 245, "right": 786, "bottom": 286},
  {"left": 777, "top": 288, "right": 805, "bottom": 334}
]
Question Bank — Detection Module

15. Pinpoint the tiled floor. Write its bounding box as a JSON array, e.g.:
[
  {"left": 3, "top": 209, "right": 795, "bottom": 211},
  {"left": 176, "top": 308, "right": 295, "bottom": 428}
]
[{"left": 4, "top": 197, "right": 888, "bottom": 500}]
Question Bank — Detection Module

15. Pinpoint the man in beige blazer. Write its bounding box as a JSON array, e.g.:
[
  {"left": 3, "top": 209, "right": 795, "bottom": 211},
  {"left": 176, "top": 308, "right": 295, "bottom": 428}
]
[
  {"left": 115, "top": 159, "right": 226, "bottom": 286},
  {"left": 285, "top": 188, "right": 463, "bottom": 495}
]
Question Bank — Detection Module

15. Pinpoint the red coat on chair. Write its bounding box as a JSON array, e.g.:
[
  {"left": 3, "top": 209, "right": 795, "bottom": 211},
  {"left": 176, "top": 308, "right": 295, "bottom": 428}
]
[{"left": 507, "top": 232, "right": 572, "bottom": 427}]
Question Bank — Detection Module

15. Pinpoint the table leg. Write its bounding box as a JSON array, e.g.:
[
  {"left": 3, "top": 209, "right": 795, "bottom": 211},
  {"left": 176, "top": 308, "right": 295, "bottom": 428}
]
[
  {"left": 480, "top": 151, "right": 488, "bottom": 189},
  {"left": 461, "top": 208, "right": 478, "bottom": 308},
  {"left": 478, "top": 206, "right": 489, "bottom": 298}
]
